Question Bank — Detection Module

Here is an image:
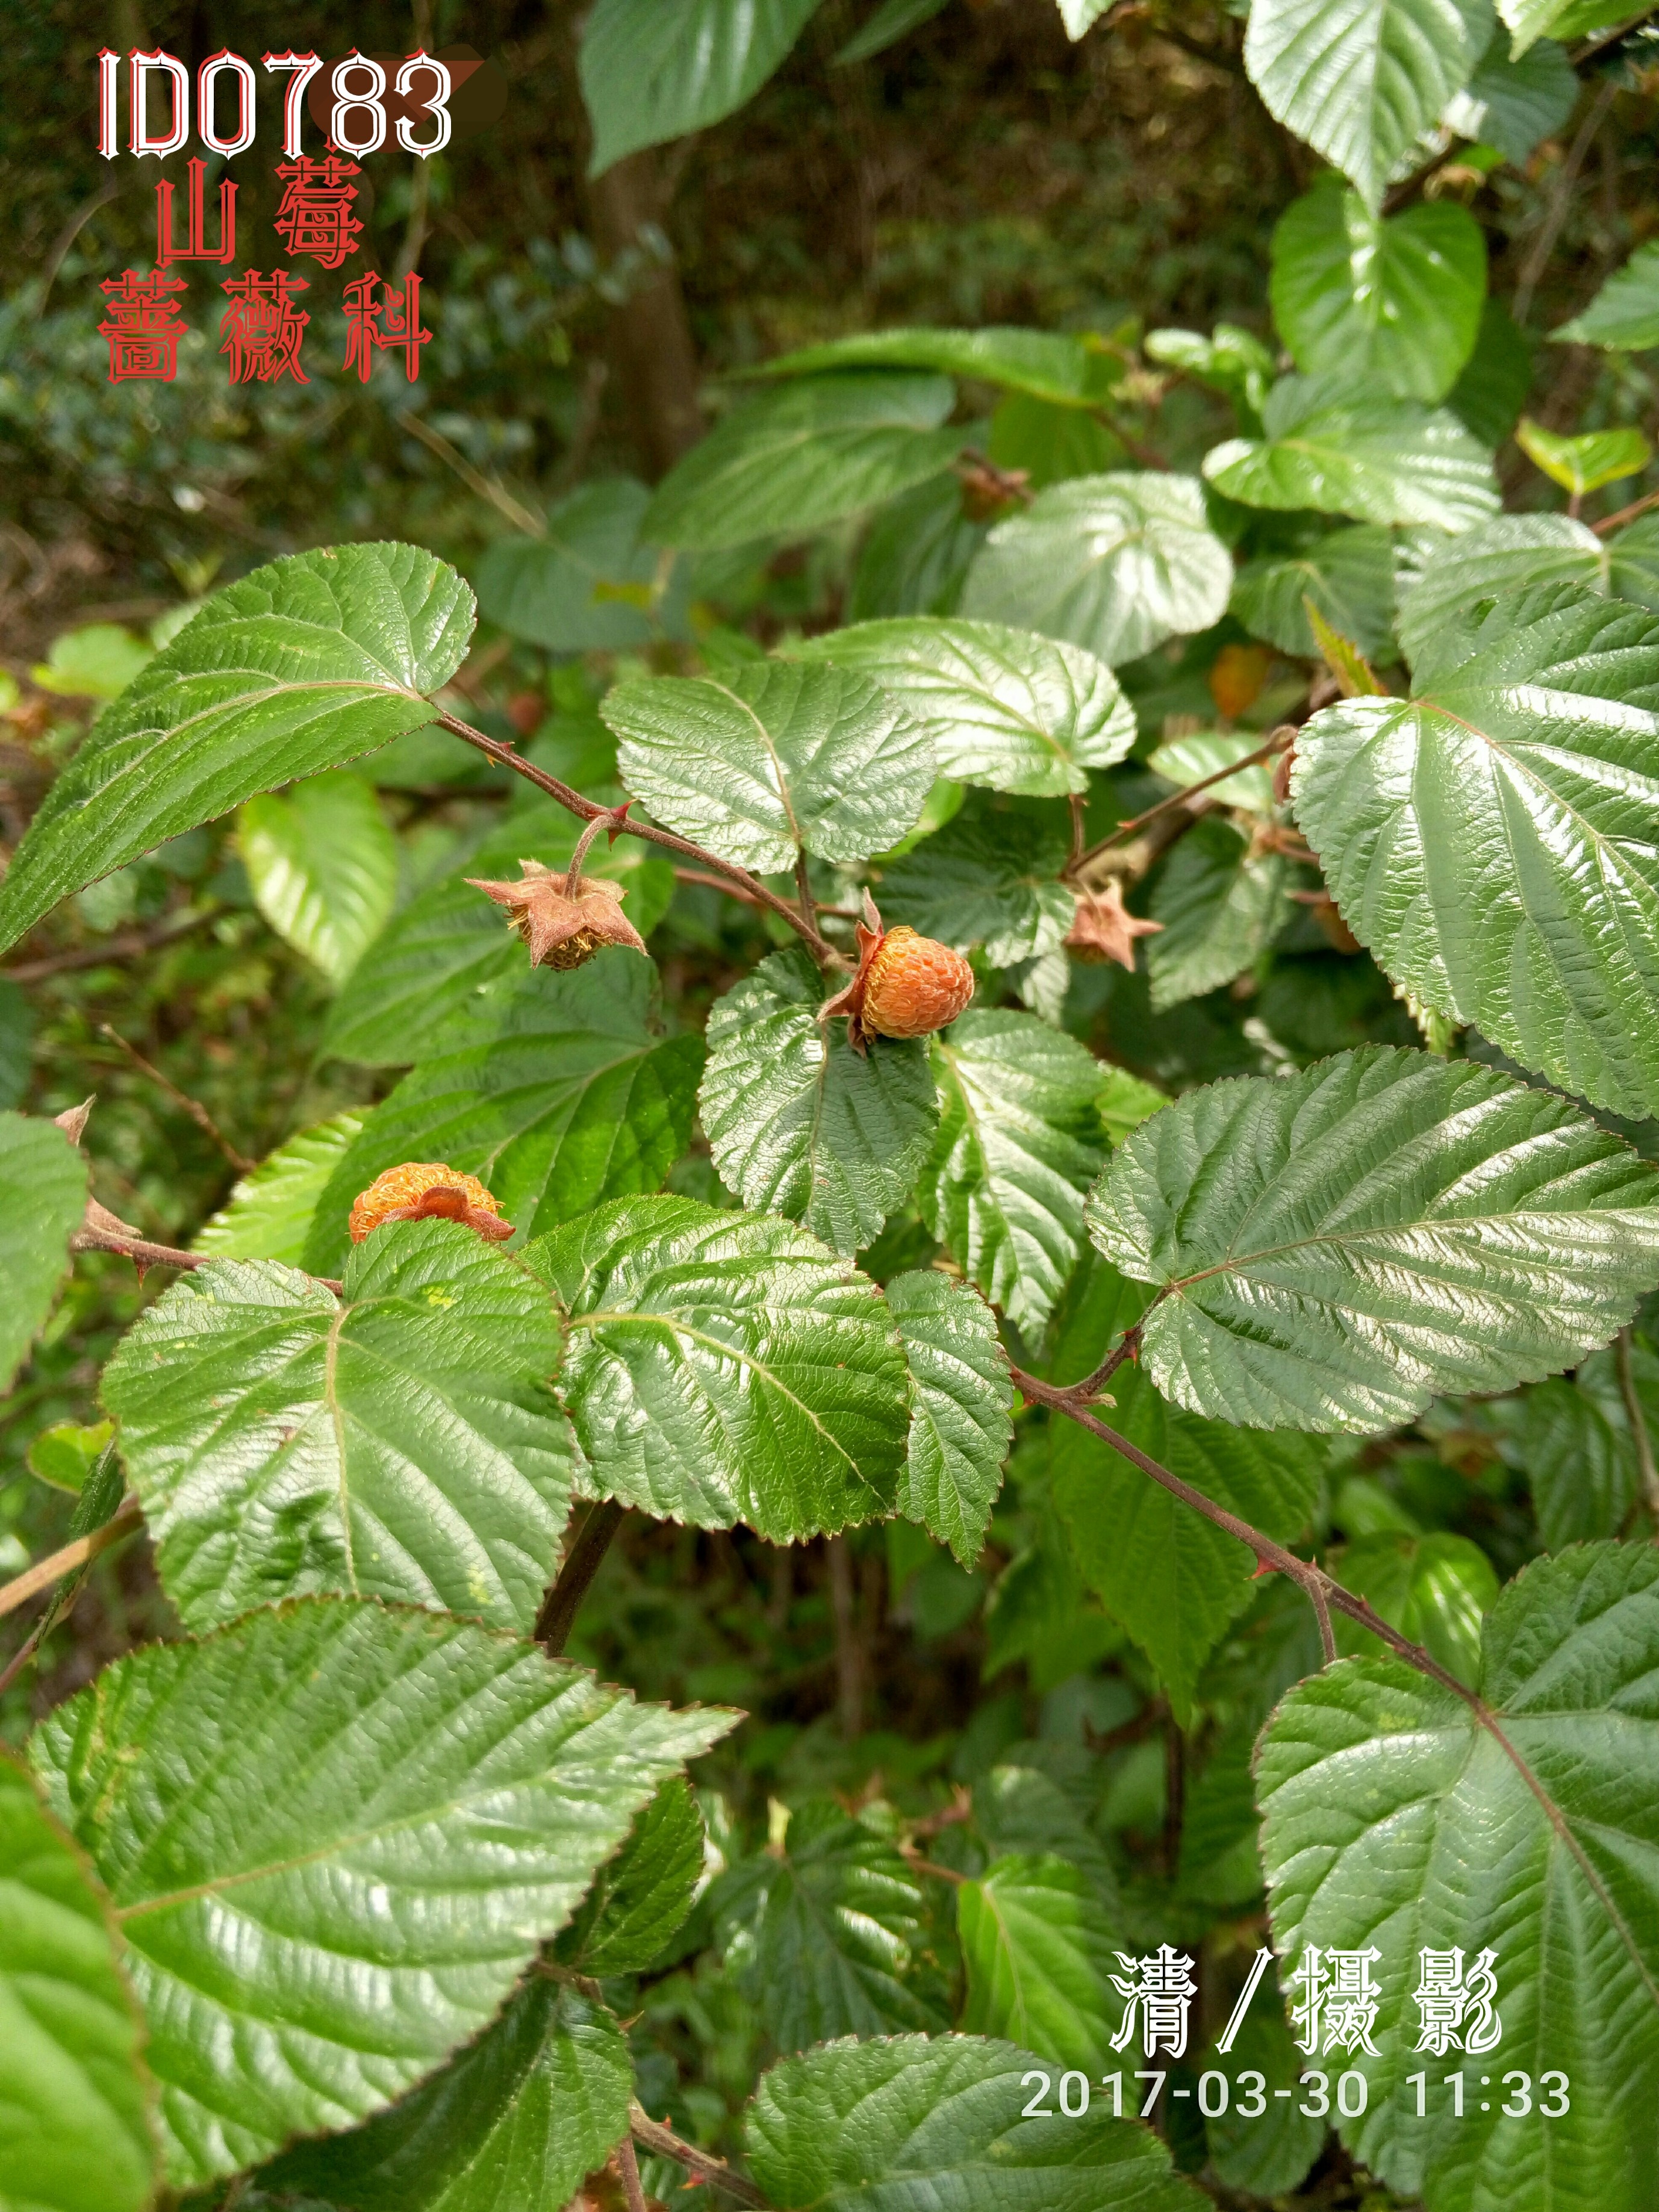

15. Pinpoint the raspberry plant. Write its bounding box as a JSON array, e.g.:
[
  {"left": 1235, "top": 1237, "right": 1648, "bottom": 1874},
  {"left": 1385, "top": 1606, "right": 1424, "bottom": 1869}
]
[{"left": 7, "top": 6, "right": 1659, "bottom": 2212}]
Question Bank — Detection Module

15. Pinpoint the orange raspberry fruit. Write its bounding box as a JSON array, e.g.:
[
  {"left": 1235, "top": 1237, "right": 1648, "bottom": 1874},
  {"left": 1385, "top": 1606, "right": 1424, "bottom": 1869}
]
[
  {"left": 820, "top": 897, "right": 975, "bottom": 1052},
  {"left": 348, "top": 1162, "right": 513, "bottom": 1245}
]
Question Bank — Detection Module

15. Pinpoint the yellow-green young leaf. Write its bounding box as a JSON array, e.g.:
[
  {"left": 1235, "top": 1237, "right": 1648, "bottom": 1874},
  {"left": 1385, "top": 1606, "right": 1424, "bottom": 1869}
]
[
  {"left": 31, "top": 624, "right": 152, "bottom": 702},
  {"left": 258, "top": 1980, "right": 632, "bottom": 2212},
  {"left": 879, "top": 801, "right": 1075, "bottom": 966},
  {"left": 790, "top": 616, "right": 1135, "bottom": 797},
  {"left": 959, "top": 1855, "right": 1123, "bottom": 2072},
  {"left": 760, "top": 324, "right": 1106, "bottom": 403},
  {"left": 0, "top": 1754, "right": 158, "bottom": 2212},
  {"left": 556, "top": 1777, "right": 706, "bottom": 1975},
  {"left": 745, "top": 2034, "right": 1206, "bottom": 2212},
  {"left": 525, "top": 1196, "right": 911, "bottom": 1540},
  {"left": 238, "top": 771, "right": 397, "bottom": 985},
  {"left": 30, "top": 1597, "right": 735, "bottom": 2192},
  {"left": 0, "top": 544, "right": 473, "bottom": 955},
  {"left": 1230, "top": 524, "right": 1396, "bottom": 659},
  {"left": 641, "top": 372, "right": 965, "bottom": 552},
  {"left": 1326, "top": 1530, "right": 1498, "bottom": 1686},
  {"left": 1145, "top": 324, "right": 1275, "bottom": 428},
  {"left": 1257, "top": 1542, "right": 1659, "bottom": 2212},
  {"left": 962, "top": 473, "right": 1234, "bottom": 665},
  {"left": 26, "top": 1419, "right": 113, "bottom": 1494},
  {"left": 1516, "top": 414, "right": 1654, "bottom": 496},
  {"left": 1304, "top": 600, "right": 1386, "bottom": 696},
  {"left": 887, "top": 1268, "right": 1013, "bottom": 1566},
  {"left": 1096, "top": 1066, "right": 1170, "bottom": 1148},
  {"left": 580, "top": 0, "right": 826, "bottom": 175},
  {"left": 1556, "top": 238, "right": 1659, "bottom": 349},
  {"left": 1087, "top": 1047, "right": 1659, "bottom": 1432},
  {"left": 0, "top": 1112, "right": 87, "bottom": 1392},
  {"left": 104, "top": 1220, "right": 575, "bottom": 1633},
  {"left": 605, "top": 661, "right": 935, "bottom": 873},
  {"left": 1146, "top": 816, "right": 1290, "bottom": 1014},
  {"left": 700, "top": 946, "right": 940, "bottom": 1256},
  {"left": 192, "top": 1112, "right": 367, "bottom": 1265},
  {"left": 1293, "top": 587, "right": 1659, "bottom": 1118},
  {"left": 1271, "top": 179, "right": 1486, "bottom": 402}
]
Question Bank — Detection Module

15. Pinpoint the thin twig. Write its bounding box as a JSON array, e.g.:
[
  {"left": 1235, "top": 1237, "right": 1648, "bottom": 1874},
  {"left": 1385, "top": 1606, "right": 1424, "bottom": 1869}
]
[
  {"left": 615, "top": 2135, "right": 651, "bottom": 2212},
  {"left": 1514, "top": 77, "right": 1619, "bottom": 325},
  {"left": 901, "top": 1852, "right": 965, "bottom": 1885},
  {"left": 1616, "top": 1326, "right": 1659, "bottom": 1526},
  {"left": 1068, "top": 791, "right": 1087, "bottom": 870},
  {"left": 562, "top": 807, "right": 619, "bottom": 896},
  {"left": 0, "top": 1566, "right": 84, "bottom": 1696},
  {"left": 1071, "top": 732, "right": 1290, "bottom": 873},
  {"left": 628, "top": 2104, "right": 768, "bottom": 2208},
  {"left": 535, "top": 1499, "right": 626, "bottom": 1654},
  {"left": 68, "top": 1218, "right": 342, "bottom": 1293},
  {"left": 400, "top": 413, "right": 545, "bottom": 537},
  {"left": 3, "top": 908, "right": 214, "bottom": 983},
  {"left": 794, "top": 850, "right": 816, "bottom": 933},
  {"left": 0, "top": 1498, "right": 143, "bottom": 1622},
  {"left": 1048, "top": 1324, "right": 1142, "bottom": 1407},
  {"left": 437, "top": 712, "right": 844, "bottom": 967},
  {"left": 100, "top": 1024, "right": 255, "bottom": 1172},
  {"left": 1594, "top": 485, "right": 1659, "bottom": 535}
]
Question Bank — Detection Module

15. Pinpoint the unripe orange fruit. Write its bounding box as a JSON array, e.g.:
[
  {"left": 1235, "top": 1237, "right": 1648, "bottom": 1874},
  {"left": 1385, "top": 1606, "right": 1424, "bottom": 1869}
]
[
  {"left": 1208, "top": 641, "right": 1272, "bottom": 721},
  {"left": 820, "top": 899, "right": 974, "bottom": 1052},
  {"left": 349, "top": 1162, "right": 512, "bottom": 1244}
]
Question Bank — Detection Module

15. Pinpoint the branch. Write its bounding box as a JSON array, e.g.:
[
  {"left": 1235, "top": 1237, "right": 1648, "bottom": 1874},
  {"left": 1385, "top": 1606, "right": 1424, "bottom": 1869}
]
[
  {"left": 436, "top": 712, "right": 844, "bottom": 967},
  {"left": 535, "top": 1498, "right": 626, "bottom": 1654},
  {"left": 1071, "top": 731, "right": 1292, "bottom": 873},
  {"left": 2, "top": 908, "right": 213, "bottom": 984},
  {"left": 69, "top": 1217, "right": 342, "bottom": 1294},
  {"left": 628, "top": 2105, "right": 769, "bottom": 2208},
  {"left": 1595, "top": 485, "right": 1659, "bottom": 536},
  {"left": 99, "top": 1023, "right": 255, "bottom": 1173},
  {"left": 0, "top": 1497, "right": 144, "bottom": 1623}
]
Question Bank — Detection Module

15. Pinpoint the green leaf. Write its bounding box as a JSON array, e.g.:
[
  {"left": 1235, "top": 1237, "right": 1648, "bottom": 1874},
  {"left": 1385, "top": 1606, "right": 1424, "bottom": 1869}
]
[
  {"left": 1145, "top": 324, "right": 1275, "bottom": 429},
  {"left": 1146, "top": 727, "right": 1278, "bottom": 814},
  {"left": 527, "top": 1195, "right": 910, "bottom": 1539},
  {"left": 792, "top": 616, "right": 1134, "bottom": 797},
  {"left": 1327, "top": 1528, "right": 1498, "bottom": 1686},
  {"left": 835, "top": 0, "right": 953, "bottom": 66},
  {"left": 759, "top": 326, "right": 1104, "bottom": 405},
  {"left": 1271, "top": 179, "right": 1487, "bottom": 402},
  {"left": 1087, "top": 1045, "right": 1659, "bottom": 1432},
  {"left": 1556, "top": 239, "right": 1659, "bottom": 349},
  {"left": 988, "top": 391, "right": 1125, "bottom": 489},
  {"left": 920, "top": 1010, "right": 1108, "bottom": 1332},
  {"left": 700, "top": 945, "right": 940, "bottom": 1255},
  {"left": 27, "top": 1419, "right": 114, "bottom": 1494},
  {"left": 959, "top": 1855, "right": 1122, "bottom": 2072},
  {"left": 878, "top": 802, "right": 1075, "bottom": 966},
  {"left": 238, "top": 771, "right": 397, "bottom": 985},
  {"left": 1516, "top": 1333, "right": 1659, "bottom": 1545},
  {"left": 1230, "top": 523, "right": 1396, "bottom": 659},
  {"left": 307, "top": 957, "right": 705, "bottom": 1273},
  {"left": 736, "top": 1801, "right": 941, "bottom": 2050},
  {"left": 1146, "top": 816, "right": 1289, "bottom": 1013},
  {"left": 322, "top": 802, "right": 674, "bottom": 1069},
  {"left": 1243, "top": 0, "right": 1491, "bottom": 210},
  {"left": 1096, "top": 1067, "right": 1171, "bottom": 1148},
  {"left": 1198, "top": 2000, "right": 1324, "bottom": 2198},
  {"left": 0, "top": 1112, "right": 87, "bottom": 1393},
  {"left": 1292, "top": 587, "right": 1659, "bottom": 1118},
  {"left": 849, "top": 474, "right": 986, "bottom": 620},
  {"left": 475, "top": 479, "right": 676, "bottom": 652},
  {"left": 1443, "top": 29, "right": 1577, "bottom": 163},
  {"left": 604, "top": 661, "right": 935, "bottom": 873},
  {"left": 30, "top": 1597, "right": 734, "bottom": 2190},
  {"left": 31, "top": 623, "right": 152, "bottom": 703},
  {"left": 104, "top": 1220, "right": 574, "bottom": 1633},
  {"left": 887, "top": 1268, "right": 1013, "bottom": 1566},
  {"left": 746, "top": 2033, "right": 1205, "bottom": 2212},
  {"left": 1516, "top": 414, "right": 1654, "bottom": 495},
  {"left": 579, "top": 0, "right": 826, "bottom": 173},
  {"left": 0, "top": 1753, "right": 157, "bottom": 2212},
  {"left": 0, "top": 544, "right": 474, "bottom": 956},
  {"left": 975, "top": 1763, "right": 1121, "bottom": 1911},
  {"left": 1393, "top": 512, "right": 1659, "bottom": 665},
  {"left": 1050, "top": 1257, "right": 1324, "bottom": 1718},
  {"left": 642, "top": 373, "right": 964, "bottom": 552},
  {"left": 1448, "top": 295, "right": 1536, "bottom": 447},
  {"left": 1204, "top": 371, "right": 1500, "bottom": 529},
  {"left": 1256, "top": 1541, "right": 1659, "bottom": 2212},
  {"left": 260, "top": 1979, "right": 631, "bottom": 2212},
  {"left": 558, "top": 1777, "right": 706, "bottom": 1975},
  {"left": 1495, "top": 0, "right": 1565, "bottom": 55},
  {"left": 962, "top": 473, "right": 1234, "bottom": 665},
  {"left": 193, "top": 1112, "right": 367, "bottom": 1265}
]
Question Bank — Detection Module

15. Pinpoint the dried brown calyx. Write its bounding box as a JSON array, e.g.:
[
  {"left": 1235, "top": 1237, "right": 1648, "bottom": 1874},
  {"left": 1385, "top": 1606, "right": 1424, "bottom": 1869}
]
[
  {"left": 1065, "top": 879, "right": 1163, "bottom": 969},
  {"left": 465, "top": 858, "right": 646, "bottom": 971}
]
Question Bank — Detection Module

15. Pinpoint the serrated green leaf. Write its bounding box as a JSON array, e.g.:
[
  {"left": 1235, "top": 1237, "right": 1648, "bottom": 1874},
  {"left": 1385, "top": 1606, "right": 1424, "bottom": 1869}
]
[
  {"left": 0, "top": 1754, "right": 157, "bottom": 2212},
  {"left": 642, "top": 373, "right": 964, "bottom": 552},
  {"left": 580, "top": 0, "right": 826, "bottom": 173},
  {"left": 26, "top": 1419, "right": 114, "bottom": 1494},
  {"left": 0, "top": 1112, "right": 87, "bottom": 1394},
  {"left": 1516, "top": 1333, "right": 1659, "bottom": 1546},
  {"left": 1096, "top": 1067, "right": 1171, "bottom": 1148},
  {"left": 1516, "top": 414, "right": 1653, "bottom": 496},
  {"left": 239, "top": 771, "right": 396, "bottom": 985},
  {"left": 1198, "top": 2000, "right": 1323, "bottom": 2197},
  {"left": 30, "top": 1598, "right": 734, "bottom": 2190},
  {"left": 975, "top": 1764, "right": 1122, "bottom": 1911},
  {"left": 1244, "top": 0, "right": 1491, "bottom": 210},
  {"left": 920, "top": 1011, "right": 1107, "bottom": 1333},
  {"left": 307, "top": 957, "right": 704, "bottom": 1274},
  {"left": 791, "top": 616, "right": 1134, "bottom": 797},
  {"left": 1443, "top": 29, "right": 1576, "bottom": 163},
  {"left": 1146, "top": 727, "right": 1278, "bottom": 814},
  {"left": 1394, "top": 513, "right": 1659, "bottom": 667},
  {"left": 1146, "top": 816, "right": 1289, "bottom": 1013},
  {"left": 959, "top": 1855, "right": 1122, "bottom": 2071},
  {"left": 962, "top": 473, "right": 1234, "bottom": 665},
  {"left": 604, "top": 661, "right": 935, "bottom": 873},
  {"left": 558, "top": 1777, "right": 706, "bottom": 1975},
  {"left": 475, "top": 479, "right": 676, "bottom": 652},
  {"left": 746, "top": 2033, "right": 1205, "bottom": 2212},
  {"left": 878, "top": 802, "right": 1075, "bottom": 966},
  {"left": 0, "top": 544, "right": 474, "bottom": 955},
  {"left": 192, "top": 1112, "right": 367, "bottom": 1265},
  {"left": 322, "top": 802, "right": 673, "bottom": 1068},
  {"left": 887, "top": 1268, "right": 1013, "bottom": 1565},
  {"left": 1256, "top": 1542, "right": 1659, "bottom": 2212},
  {"left": 1272, "top": 179, "right": 1486, "bottom": 402},
  {"left": 760, "top": 325, "right": 1103, "bottom": 403},
  {"left": 527, "top": 1195, "right": 910, "bottom": 1539},
  {"left": 1327, "top": 1528, "right": 1498, "bottom": 1685},
  {"left": 988, "top": 391, "right": 1125, "bottom": 488},
  {"left": 1230, "top": 523, "right": 1396, "bottom": 659},
  {"left": 849, "top": 474, "right": 986, "bottom": 621},
  {"left": 1292, "top": 588, "right": 1659, "bottom": 1118},
  {"left": 260, "top": 1979, "right": 631, "bottom": 2212},
  {"left": 700, "top": 945, "right": 940, "bottom": 1255},
  {"left": 1556, "top": 238, "right": 1659, "bottom": 349},
  {"left": 1087, "top": 1045, "right": 1659, "bottom": 1432},
  {"left": 1204, "top": 371, "right": 1500, "bottom": 529},
  {"left": 104, "top": 1220, "right": 574, "bottom": 1632}
]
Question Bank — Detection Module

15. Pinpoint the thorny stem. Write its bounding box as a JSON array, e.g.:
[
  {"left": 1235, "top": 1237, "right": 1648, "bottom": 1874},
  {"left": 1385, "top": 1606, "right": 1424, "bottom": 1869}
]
[
  {"left": 535, "top": 1499, "right": 626, "bottom": 1654},
  {"left": 69, "top": 1218, "right": 342, "bottom": 1294},
  {"left": 1616, "top": 1326, "right": 1659, "bottom": 1527},
  {"left": 0, "top": 1498, "right": 144, "bottom": 1624},
  {"left": 1062, "top": 1324, "right": 1142, "bottom": 1406},
  {"left": 100, "top": 1023, "right": 256, "bottom": 1173},
  {"left": 1071, "top": 731, "right": 1292, "bottom": 874},
  {"left": 628, "top": 2104, "right": 769, "bottom": 2208},
  {"left": 615, "top": 2134, "right": 651, "bottom": 2212},
  {"left": 437, "top": 711, "right": 845, "bottom": 967}
]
